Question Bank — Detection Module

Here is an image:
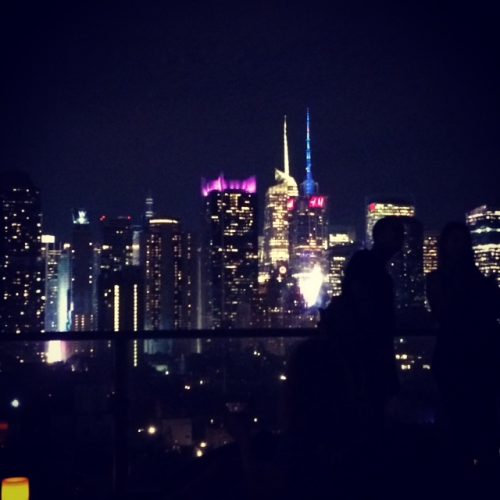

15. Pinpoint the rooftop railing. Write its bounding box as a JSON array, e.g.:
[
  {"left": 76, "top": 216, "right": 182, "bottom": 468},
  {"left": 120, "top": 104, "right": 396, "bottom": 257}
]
[{"left": 0, "top": 329, "right": 438, "bottom": 499}]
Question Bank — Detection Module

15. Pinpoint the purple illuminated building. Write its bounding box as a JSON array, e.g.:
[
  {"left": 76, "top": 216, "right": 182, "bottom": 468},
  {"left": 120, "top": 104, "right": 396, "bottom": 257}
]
[{"left": 202, "top": 174, "right": 258, "bottom": 329}]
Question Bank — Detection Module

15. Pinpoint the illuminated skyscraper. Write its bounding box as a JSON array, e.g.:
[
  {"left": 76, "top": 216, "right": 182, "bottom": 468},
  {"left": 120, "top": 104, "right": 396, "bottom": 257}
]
[
  {"left": 70, "top": 210, "right": 95, "bottom": 331},
  {"left": 365, "top": 199, "right": 415, "bottom": 247},
  {"left": 327, "top": 227, "right": 357, "bottom": 298},
  {"left": 423, "top": 231, "right": 438, "bottom": 276},
  {"left": 0, "top": 171, "right": 44, "bottom": 334},
  {"left": 466, "top": 205, "right": 500, "bottom": 286},
  {"left": 262, "top": 117, "right": 299, "bottom": 278},
  {"left": 57, "top": 244, "right": 71, "bottom": 331},
  {"left": 42, "top": 234, "right": 61, "bottom": 332},
  {"left": 97, "top": 216, "right": 142, "bottom": 331},
  {"left": 364, "top": 200, "right": 425, "bottom": 314},
  {"left": 144, "top": 218, "right": 183, "bottom": 331},
  {"left": 202, "top": 174, "right": 258, "bottom": 328},
  {"left": 288, "top": 109, "right": 329, "bottom": 310}
]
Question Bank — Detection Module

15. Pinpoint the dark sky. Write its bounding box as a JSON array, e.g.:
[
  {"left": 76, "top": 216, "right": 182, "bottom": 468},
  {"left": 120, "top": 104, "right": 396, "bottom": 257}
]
[{"left": 1, "top": 1, "right": 499, "bottom": 240}]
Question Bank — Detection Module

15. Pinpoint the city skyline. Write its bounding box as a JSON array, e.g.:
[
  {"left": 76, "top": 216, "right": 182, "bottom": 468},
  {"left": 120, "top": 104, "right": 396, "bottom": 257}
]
[{"left": 2, "top": 3, "right": 499, "bottom": 240}]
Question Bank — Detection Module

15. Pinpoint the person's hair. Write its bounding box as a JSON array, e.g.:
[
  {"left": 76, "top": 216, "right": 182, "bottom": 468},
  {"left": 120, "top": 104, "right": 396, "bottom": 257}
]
[
  {"left": 372, "top": 216, "right": 404, "bottom": 244},
  {"left": 437, "top": 221, "right": 476, "bottom": 270}
]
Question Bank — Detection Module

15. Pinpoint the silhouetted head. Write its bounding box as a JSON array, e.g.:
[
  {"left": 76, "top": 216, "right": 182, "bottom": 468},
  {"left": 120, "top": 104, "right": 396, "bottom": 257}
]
[
  {"left": 372, "top": 216, "right": 405, "bottom": 260},
  {"left": 438, "top": 222, "right": 476, "bottom": 271}
]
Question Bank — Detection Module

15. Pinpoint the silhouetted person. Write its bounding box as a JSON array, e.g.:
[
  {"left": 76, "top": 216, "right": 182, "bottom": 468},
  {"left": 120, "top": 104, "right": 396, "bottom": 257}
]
[
  {"left": 427, "top": 222, "right": 500, "bottom": 470},
  {"left": 320, "top": 216, "right": 405, "bottom": 428}
]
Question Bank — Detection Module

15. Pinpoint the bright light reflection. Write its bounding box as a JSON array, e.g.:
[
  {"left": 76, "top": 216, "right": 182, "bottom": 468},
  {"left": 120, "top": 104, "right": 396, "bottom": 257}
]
[
  {"left": 297, "top": 265, "right": 325, "bottom": 307},
  {"left": 46, "top": 341, "right": 64, "bottom": 364}
]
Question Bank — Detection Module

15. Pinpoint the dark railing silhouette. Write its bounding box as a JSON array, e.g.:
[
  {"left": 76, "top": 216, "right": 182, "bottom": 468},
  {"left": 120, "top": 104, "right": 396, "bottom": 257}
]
[{"left": 0, "top": 328, "right": 435, "bottom": 499}]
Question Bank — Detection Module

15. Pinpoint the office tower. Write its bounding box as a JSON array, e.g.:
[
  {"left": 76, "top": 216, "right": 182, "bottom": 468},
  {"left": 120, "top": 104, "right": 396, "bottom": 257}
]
[
  {"left": 0, "top": 171, "right": 44, "bottom": 334},
  {"left": 466, "top": 205, "right": 500, "bottom": 286},
  {"left": 327, "top": 227, "right": 357, "bottom": 298},
  {"left": 288, "top": 109, "right": 329, "bottom": 310},
  {"left": 364, "top": 200, "right": 426, "bottom": 316},
  {"left": 97, "top": 215, "right": 141, "bottom": 331},
  {"left": 144, "top": 218, "right": 183, "bottom": 331},
  {"left": 202, "top": 174, "right": 258, "bottom": 329},
  {"left": 42, "top": 234, "right": 61, "bottom": 331},
  {"left": 261, "top": 117, "right": 299, "bottom": 279},
  {"left": 423, "top": 231, "right": 438, "bottom": 275},
  {"left": 390, "top": 217, "right": 425, "bottom": 311},
  {"left": 70, "top": 210, "right": 95, "bottom": 331},
  {"left": 57, "top": 243, "right": 71, "bottom": 331},
  {"left": 365, "top": 199, "right": 415, "bottom": 248}
]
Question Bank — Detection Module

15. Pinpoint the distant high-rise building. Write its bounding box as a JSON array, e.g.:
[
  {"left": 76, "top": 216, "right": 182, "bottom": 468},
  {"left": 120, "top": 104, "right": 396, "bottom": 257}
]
[
  {"left": 262, "top": 117, "right": 299, "bottom": 278},
  {"left": 390, "top": 217, "right": 425, "bottom": 311},
  {"left": 97, "top": 215, "right": 139, "bottom": 331},
  {"left": 57, "top": 243, "right": 71, "bottom": 331},
  {"left": 202, "top": 174, "right": 258, "bottom": 328},
  {"left": 144, "top": 218, "right": 183, "bottom": 331},
  {"left": 0, "top": 171, "right": 44, "bottom": 334},
  {"left": 288, "top": 109, "right": 329, "bottom": 311},
  {"left": 327, "top": 227, "right": 357, "bottom": 299},
  {"left": 70, "top": 210, "right": 95, "bottom": 331},
  {"left": 42, "top": 234, "right": 61, "bottom": 332},
  {"left": 365, "top": 199, "right": 415, "bottom": 248},
  {"left": 466, "top": 205, "right": 500, "bottom": 286},
  {"left": 364, "top": 200, "right": 425, "bottom": 314},
  {"left": 423, "top": 231, "right": 438, "bottom": 276}
]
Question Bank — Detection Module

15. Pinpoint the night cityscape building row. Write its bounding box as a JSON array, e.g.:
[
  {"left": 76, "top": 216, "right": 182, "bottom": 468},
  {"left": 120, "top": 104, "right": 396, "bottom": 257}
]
[{"left": 1, "top": 113, "right": 499, "bottom": 337}]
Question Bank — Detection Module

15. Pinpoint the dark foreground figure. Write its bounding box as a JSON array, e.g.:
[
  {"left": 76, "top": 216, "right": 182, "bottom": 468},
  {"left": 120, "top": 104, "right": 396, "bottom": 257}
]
[
  {"left": 427, "top": 221, "right": 500, "bottom": 470},
  {"left": 319, "top": 215, "right": 405, "bottom": 427}
]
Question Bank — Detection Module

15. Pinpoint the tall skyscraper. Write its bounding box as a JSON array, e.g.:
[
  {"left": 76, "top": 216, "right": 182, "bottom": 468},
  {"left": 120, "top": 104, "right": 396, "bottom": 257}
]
[
  {"left": 390, "top": 217, "right": 425, "bottom": 311},
  {"left": 0, "top": 171, "right": 44, "bottom": 334},
  {"left": 97, "top": 216, "right": 142, "bottom": 331},
  {"left": 327, "top": 227, "right": 357, "bottom": 299},
  {"left": 144, "top": 218, "right": 183, "bottom": 331},
  {"left": 42, "top": 234, "right": 61, "bottom": 332},
  {"left": 261, "top": 117, "right": 299, "bottom": 278},
  {"left": 70, "top": 210, "right": 95, "bottom": 331},
  {"left": 288, "top": 109, "right": 329, "bottom": 310},
  {"left": 466, "top": 205, "right": 500, "bottom": 286},
  {"left": 423, "top": 231, "right": 438, "bottom": 276},
  {"left": 202, "top": 174, "right": 258, "bottom": 329},
  {"left": 57, "top": 243, "right": 71, "bottom": 332},
  {"left": 365, "top": 199, "right": 415, "bottom": 247},
  {"left": 364, "top": 200, "right": 425, "bottom": 314}
]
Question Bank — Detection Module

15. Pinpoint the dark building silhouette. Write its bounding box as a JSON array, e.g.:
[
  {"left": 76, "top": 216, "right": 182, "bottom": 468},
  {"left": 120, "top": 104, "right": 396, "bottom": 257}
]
[
  {"left": 389, "top": 216, "right": 425, "bottom": 312},
  {"left": 0, "top": 171, "right": 44, "bottom": 333},
  {"left": 202, "top": 174, "right": 258, "bottom": 328}
]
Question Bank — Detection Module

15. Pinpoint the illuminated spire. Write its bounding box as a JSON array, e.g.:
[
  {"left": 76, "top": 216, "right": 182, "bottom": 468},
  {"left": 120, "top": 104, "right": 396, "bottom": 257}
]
[
  {"left": 303, "top": 107, "right": 317, "bottom": 196},
  {"left": 283, "top": 115, "right": 290, "bottom": 177}
]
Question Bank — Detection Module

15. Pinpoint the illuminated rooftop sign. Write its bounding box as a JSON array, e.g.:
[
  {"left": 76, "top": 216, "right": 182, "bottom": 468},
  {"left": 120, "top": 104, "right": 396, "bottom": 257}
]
[
  {"left": 309, "top": 196, "right": 326, "bottom": 209},
  {"left": 73, "top": 210, "right": 89, "bottom": 225},
  {"left": 201, "top": 174, "right": 256, "bottom": 197}
]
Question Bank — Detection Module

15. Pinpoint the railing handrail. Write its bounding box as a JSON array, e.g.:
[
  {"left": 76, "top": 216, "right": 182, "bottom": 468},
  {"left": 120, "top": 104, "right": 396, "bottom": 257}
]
[{"left": 0, "top": 327, "right": 438, "bottom": 342}]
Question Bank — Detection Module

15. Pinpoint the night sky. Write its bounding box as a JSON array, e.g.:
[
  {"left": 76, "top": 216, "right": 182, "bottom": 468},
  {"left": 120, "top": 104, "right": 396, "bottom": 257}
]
[{"left": 1, "top": 2, "right": 499, "bottom": 240}]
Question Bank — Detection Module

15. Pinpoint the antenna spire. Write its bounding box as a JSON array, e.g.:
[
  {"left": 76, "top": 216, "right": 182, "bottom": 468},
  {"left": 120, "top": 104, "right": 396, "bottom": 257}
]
[
  {"left": 303, "top": 108, "right": 317, "bottom": 195},
  {"left": 283, "top": 115, "right": 290, "bottom": 176}
]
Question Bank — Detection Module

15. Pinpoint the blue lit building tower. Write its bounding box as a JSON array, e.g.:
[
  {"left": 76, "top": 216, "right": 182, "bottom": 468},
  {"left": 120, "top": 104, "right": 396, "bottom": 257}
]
[{"left": 289, "top": 110, "right": 329, "bottom": 311}]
